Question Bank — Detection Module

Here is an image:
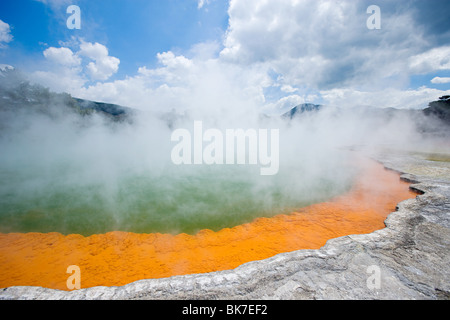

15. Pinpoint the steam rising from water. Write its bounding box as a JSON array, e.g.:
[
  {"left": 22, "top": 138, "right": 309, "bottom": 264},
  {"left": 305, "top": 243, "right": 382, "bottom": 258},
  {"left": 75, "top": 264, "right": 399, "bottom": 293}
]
[{"left": 0, "top": 69, "right": 446, "bottom": 236}]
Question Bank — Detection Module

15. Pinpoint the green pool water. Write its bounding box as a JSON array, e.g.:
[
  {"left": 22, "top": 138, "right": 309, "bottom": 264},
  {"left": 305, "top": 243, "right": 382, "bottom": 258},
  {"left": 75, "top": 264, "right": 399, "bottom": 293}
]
[{"left": 0, "top": 160, "right": 354, "bottom": 236}]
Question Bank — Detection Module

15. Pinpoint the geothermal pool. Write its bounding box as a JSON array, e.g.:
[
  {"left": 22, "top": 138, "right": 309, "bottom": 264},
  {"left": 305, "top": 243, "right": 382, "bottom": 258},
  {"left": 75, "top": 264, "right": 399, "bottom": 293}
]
[
  {"left": 0, "top": 158, "right": 353, "bottom": 236},
  {"left": 0, "top": 157, "right": 417, "bottom": 290}
]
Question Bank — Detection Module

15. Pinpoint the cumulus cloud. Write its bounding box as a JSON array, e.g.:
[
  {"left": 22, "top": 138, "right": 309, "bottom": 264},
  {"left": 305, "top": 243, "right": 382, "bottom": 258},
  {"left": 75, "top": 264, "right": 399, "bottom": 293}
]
[
  {"left": 157, "top": 51, "right": 193, "bottom": 69},
  {"left": 220, "top": 0, "right": 432, "bottom": 90},
  {"left": 214, "top": 0, "right": 450, "bottom": 112},
  {"left": 431, "top": 77, "right": 450, "bottom": 84},
  {"left": 33, "top": 46, "right": 84, "bottom": 93},
  {"left": 69, "top": 49, "right": 274, "bottom": 122},
  {"left": 79, "top": 41, "right": 120, "bottom": 81},
  {"left": 69, "top": 50, "right": 198, "bottom": 110},
  {"left": 136, "top": 51, "right": 195, "bottom": 88},
  {"left": 43, "top": 47, "right": 81, "bottom": 67},
  {"left": 0, "top": 20, "right": 13, "bottom": 48},
  {"left": 31, "top": 39, "right": 120, "bottom": 94},
  {"left": 409, "top": 46, "right": 450, "bottom": 74},
  {"left": 29, "top": 0, "right": 450, "bottom": 113}
]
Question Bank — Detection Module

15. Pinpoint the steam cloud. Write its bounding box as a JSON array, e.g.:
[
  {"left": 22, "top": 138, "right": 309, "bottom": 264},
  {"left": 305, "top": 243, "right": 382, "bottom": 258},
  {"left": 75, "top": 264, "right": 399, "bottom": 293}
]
[{"left": 0, "top": 66, "right": 447, "bottom": 236}]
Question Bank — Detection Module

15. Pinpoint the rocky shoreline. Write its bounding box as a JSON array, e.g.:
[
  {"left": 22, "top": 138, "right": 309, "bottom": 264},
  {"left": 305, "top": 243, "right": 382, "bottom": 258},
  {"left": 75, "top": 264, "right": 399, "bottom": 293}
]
[{"left": 1, "top": 150, "right": 449, "bottom": 300}]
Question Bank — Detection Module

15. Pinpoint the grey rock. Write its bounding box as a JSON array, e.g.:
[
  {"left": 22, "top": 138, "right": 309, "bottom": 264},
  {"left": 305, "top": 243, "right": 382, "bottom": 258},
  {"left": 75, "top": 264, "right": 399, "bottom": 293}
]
[{"left": 1, "top": 150, "right": 449, "bottom": 300}]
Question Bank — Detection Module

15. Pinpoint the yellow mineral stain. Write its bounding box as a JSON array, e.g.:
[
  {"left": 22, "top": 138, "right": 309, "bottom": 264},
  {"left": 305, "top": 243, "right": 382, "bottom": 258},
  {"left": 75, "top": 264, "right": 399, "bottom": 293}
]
[{"left": 0, "top": 159, "right": 418, "bottom": 290}]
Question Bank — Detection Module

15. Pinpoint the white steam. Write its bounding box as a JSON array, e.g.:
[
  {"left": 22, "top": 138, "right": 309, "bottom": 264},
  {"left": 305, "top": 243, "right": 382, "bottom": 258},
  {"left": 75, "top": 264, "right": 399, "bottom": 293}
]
[{"left": 0, "top": 65, "right": 447, "bottom": 235}]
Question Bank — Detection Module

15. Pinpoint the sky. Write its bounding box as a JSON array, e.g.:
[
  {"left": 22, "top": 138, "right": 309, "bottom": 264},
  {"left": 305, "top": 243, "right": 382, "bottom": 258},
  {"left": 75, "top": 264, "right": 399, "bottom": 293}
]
[{"left": 0, "top": 0, "right": 450, "bottom": 113}]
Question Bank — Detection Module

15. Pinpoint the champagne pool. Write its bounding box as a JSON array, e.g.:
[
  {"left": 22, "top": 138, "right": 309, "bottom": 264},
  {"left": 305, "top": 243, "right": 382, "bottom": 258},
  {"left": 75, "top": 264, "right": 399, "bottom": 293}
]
[
  {"left": 0, "top": 157, "right": 419, "bottom": 290},
  {"left": 0, "top": 154, "right": 355, "bottom": 236}
]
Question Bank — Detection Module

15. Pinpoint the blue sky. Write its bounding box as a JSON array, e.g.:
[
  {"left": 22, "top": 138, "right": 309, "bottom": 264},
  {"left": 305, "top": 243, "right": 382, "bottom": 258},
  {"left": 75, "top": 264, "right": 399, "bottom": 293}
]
[
  {"left": 0, "top": 0, "right": 229, "bottom": 78},
  {"left": 0, "top": 0, "right": 449, "bottom": 112}
]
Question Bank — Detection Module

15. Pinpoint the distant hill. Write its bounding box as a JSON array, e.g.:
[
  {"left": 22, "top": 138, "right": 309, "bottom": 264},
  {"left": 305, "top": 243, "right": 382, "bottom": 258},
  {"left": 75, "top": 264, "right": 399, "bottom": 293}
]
[
  {"left": 72, "top": 98, "right": 135, "bottom": 120},
  {"left": 0, "top": 66, "right": 134, "bottom": 122},
  {"left": 281, "top": 103, "right": 322, "bottom": 119},
  {"left": 283, "top": 98, "right": 450, "bottom": 124},
  {"left": 281, "top": 98, "right": 450, "bottom": 139}
]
